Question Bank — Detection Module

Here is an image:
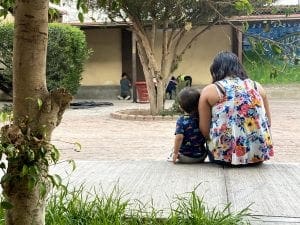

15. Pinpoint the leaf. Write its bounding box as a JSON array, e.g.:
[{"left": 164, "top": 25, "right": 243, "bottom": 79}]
[
  {"left": 78, "top": 12, "right": 84, "bottom": 23},
  {"left": 68, "top": 159, "right": 76, "bottom": 171},
  {"left": 37, "top": 98, "right": 43, "bottom": 110},
  {"left": 234, "top": 0, "right": 253, "bottom": 14},
  {"left": 0, "top": 161, "right": 4, "bottom": 170},
  {"left": 21, "top": 164, "right": 28, "bottom": 177},
  {"left": 0, "top": 112, "right": 7, "bottom": 122},
  {"left": 27, "top": 149, "right": 35, "bottom": 162},
  {"left": 50, "top": 145, "right": 60, "bottom": 163},
  {"left": 28, "top": 177, "right": 37, "bottom": 190},
  {"left": 28, "top": 165, "right": 40, "bottom": 176},
  {"left": 39, "top": 146, "right": 46, "bottom": 157},
  {"left": 39, "top": 182, "right": 47, "bottom": 199},
  {"left": 271, "top": 44, "right": 282, "bottom": 55},
  {"left": 74, "top": 142, "right": 82, "bottom": 152},
  {"left": 81, "top": 4, "right": 88, "bottom": 14},
  {"left": 1, "top": 174, "right": 10, "bottom": 184},
  {"left": 76, "top": 0, "right": 82, "bottom": 10},
  {"left": 48, "top": 174, "right": 62, "bottom": 187},
  {"left": 242, "top": 21, "right": 249, "bottom": 32},
  {"left": 0, "top": 201, "right": 13, "bottom": 209}
]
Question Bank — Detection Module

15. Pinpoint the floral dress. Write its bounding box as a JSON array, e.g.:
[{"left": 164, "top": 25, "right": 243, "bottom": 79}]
[{"left": 208, "top": 77, "right": 274, "bottom": 165}]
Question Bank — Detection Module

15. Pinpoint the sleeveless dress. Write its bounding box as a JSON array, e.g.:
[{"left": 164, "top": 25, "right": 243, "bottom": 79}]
[{"left": 208, "top": 77, "right": 274, "bottom": 165}]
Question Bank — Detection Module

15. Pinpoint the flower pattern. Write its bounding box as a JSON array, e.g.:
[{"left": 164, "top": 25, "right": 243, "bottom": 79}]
[{"left": 208, "top": 77, "right": 274, "bottom": 165}]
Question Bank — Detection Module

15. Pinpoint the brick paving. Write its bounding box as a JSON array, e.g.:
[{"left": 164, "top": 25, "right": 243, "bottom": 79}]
[{"left": 52, "top": 95, "right": 300, "bottom": 163}]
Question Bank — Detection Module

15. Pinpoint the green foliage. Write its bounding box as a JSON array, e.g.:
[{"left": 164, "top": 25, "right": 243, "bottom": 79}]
[
  {"left": 95, "top": 0, "right": 244, "bottom": 28},
  {"left": 0, "top": 103, "right": 12, "bottom": 114},
  {"left": 0, "top": 107, "right": 76, "bottom": 210},
  {"left": 243, "top": 51, "right": 300, "bottom": 84},
  {"left": 0, "top": 22, "right": 13, "bottom": 93},
  {"left": 44, "top": 184, "right": 251, "bottom": 225},
  {"left": 234, "top": 0, "right": 254, "bottom": 14},
  {"left": 0, "top": 23, "right": 90, "bottom": 95},
  {"left": 0, "top": 0, "right": 14, "bottom": 18},
  {"left": 47, "top": 23, "right": 90, "bottom": 94}
]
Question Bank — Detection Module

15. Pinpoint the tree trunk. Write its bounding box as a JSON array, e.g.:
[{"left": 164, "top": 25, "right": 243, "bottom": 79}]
[
  {"left": 136, "top": 36, "right": 168, "bottom": 114},
  {"left": 1, "top": 1, "right": 72, "bottom": 225}
]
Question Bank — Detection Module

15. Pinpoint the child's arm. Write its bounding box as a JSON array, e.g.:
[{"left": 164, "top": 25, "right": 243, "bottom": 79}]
[{"left": 173, "top": 134, "right": 183, "bottom": 164}]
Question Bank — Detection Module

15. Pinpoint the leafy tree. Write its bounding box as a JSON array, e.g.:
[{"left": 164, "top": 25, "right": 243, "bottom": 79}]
[
  {"left": 82, "top": 0, "right": 271, "bottom": 115},
  {"left": 0, "top": 1, "right": 72, "bottom": 225}
]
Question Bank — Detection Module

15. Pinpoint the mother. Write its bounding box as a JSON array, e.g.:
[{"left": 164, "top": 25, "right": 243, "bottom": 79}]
[{"left": 199, "top": 52, "right": 274, "bottom": 165}]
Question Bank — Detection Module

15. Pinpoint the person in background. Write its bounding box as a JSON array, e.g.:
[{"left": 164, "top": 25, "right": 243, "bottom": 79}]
[
  {"left": 199, "top": 51, "right": 274, "bottom": 166},
  {"left": 166, "top": 76, "right": 177, "bottom": 99},
  {"left": 118, "top": 72, "right": 131, "bottom": 100},
  {"left": 168, "top": 87, "right": 207, "bottom": 164}
]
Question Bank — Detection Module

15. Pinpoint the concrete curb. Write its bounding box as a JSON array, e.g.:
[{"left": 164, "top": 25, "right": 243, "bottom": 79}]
[{"left": 110, "top": 109, "right": 180, "bottom": 121}]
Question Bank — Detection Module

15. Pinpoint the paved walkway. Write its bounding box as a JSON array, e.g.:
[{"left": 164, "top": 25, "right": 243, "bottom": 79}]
[
  {"left": 49, "top": 87, "right": 300, "bottom": 224},
  {"left": 52, "top": 98, "right": 300, "bottom": 163},
  {"left": 1, "top": 84, "right": 300, "bottom": 224}
]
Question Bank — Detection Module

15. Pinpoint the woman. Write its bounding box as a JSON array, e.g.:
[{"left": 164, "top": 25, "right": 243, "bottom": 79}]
[{"left": 199, "top": 52, "right": 274, "bottom": 165}]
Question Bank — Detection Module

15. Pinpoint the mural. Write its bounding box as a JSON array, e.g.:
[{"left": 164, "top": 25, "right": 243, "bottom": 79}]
[{"left": 243, "top": 21, "right": 300, "bottom": 64}]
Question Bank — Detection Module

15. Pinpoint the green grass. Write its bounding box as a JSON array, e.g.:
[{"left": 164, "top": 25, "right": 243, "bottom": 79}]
[
  {"left": 243, "top": 51, "right": 300, "bottom": 84},
  {"left": 44, "top": 184, "right": 251, "bottom": 225},
  {"left": 0, "top": 184, "right": 252, "bottom": 225}
]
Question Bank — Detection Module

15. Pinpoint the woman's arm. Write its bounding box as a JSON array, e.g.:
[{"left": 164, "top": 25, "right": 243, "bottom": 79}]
[
  {"left": 256, "top": 82, "right": 271, "bottom": 126},
  {"left": 198, "top": 84, "right": 218, "bottom": 138}
]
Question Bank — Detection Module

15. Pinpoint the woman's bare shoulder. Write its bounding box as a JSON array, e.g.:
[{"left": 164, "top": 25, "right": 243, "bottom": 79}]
[
  {"left": 201, "top": 84, "right": 216, "bottom": 95},
  {"left": 200, "top": 84, "right": 219, "bottom": 106}
]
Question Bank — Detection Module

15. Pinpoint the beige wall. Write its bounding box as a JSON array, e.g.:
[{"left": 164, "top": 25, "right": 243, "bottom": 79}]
[
  {"left": 175, "top": 25, "right": 232, "bottom": 85},
  {"left": 153, "top": 25, "right": 232, "bottom": 85},
  {"left": 81, "top": 28, "right": 122, "bottom": 86},
  {"left": 0, "top": 13, "right": 14, "bottom": 23},
  {"left": 81, "top": 25, "right": 232, "bottom": 86}
]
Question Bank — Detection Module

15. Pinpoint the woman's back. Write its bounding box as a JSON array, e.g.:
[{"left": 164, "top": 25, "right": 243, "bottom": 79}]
[{"left": 208, "top": 77, "right": 274, "bottom": 165}]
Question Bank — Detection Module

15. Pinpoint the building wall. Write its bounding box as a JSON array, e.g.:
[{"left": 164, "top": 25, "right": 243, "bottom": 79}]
[
  {"left": 76, "top": 25, "right": 232, "bottom": 99},
  {"left": 153, "top": 25, "right": 232, "bottom": 85},
  {"left": 81, "top": 28, "right": 122, "bottom": 86}
]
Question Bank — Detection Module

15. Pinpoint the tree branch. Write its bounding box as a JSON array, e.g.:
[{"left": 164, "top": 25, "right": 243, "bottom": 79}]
[
  {"left": 160, "top": 20, "right": 170, "bottom": 81},
  {"left": 176, "top": 18, "right": 219, "bottom": 62},
  {"left": 207, "top": 1, "right": 281, "bottom": 45},
  {"left": 169, "top": 27, "right": 187, "bottom": 73},
  {"left": 150, "top": 19, "right": 156, "bottom": 51}
]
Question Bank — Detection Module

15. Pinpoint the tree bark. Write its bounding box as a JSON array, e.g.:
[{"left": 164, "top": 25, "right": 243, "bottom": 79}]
[{"left": 1, "top": 1, "right": 72, "bottom": 225}]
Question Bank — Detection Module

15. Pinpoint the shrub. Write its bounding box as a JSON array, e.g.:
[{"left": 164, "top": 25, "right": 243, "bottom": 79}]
[
  {"left": 0, "top": 23, "right": 90, "bottom": 95},
  {"left": 243, "top": 50, "right": 300, "bottom": 84}
]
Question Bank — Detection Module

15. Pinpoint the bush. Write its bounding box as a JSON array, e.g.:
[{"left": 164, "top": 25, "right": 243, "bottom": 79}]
[
  {"left": 0, "top": 23, "right": 90, "bottom": 95},
  {"left": 243, "top": 51, "right": 300, "bottom": 84}
]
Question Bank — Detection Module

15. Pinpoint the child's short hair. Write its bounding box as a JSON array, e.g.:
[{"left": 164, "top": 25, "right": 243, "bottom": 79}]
[{"left": 178, "top": 87, "right": 200, "bottom": 115}]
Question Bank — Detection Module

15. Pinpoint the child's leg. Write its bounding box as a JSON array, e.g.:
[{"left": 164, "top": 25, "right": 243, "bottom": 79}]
[{"left": 177, "top": 154, "right": 206, "bottom": 164}]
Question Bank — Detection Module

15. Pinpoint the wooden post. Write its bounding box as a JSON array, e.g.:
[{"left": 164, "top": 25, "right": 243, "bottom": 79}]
[
  {"left": 237, "top": 27, "right": 243, "bottom": 63},
  {"left": 132, "top": 31, "right": 137, "bottom": 102}
]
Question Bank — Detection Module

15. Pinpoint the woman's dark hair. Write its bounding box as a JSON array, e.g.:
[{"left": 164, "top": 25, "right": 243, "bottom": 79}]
[
  {"left": 210, "top": 51, "right": 248, "bottom": 83},
  {"left": 178, "top": 87, "right": 200, "bottom": 116}
]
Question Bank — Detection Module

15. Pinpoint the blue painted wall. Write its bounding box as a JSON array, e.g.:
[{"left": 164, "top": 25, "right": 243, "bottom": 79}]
[{"left": 243, "top": 20, "right": 300, "bottom": 63}]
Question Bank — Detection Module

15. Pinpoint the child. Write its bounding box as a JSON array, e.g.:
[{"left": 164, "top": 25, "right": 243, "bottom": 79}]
[
  {"left": 169, "top": 87, "right": 207, "bottom": 164},
  {"left": 118, "top": 72, "right": 131, "bottom": 100},
  {"left": 166, "top": 76, "right": 177, "bottom": 99}
]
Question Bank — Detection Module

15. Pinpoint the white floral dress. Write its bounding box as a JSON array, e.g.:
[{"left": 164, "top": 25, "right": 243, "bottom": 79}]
[{"left": 208, "top": 77, "right": 274, "bottom": 165}]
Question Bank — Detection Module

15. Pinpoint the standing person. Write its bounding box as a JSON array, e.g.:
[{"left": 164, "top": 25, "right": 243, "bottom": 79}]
[
  {"left": 169, "top": 87, "right": 207, "bottom": 164},
  {"left": 118, "top": 72, "right": 131, "bottom": 100},
  {"left": 199, "top": 51, "right": 274, "bottom": 166}
]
